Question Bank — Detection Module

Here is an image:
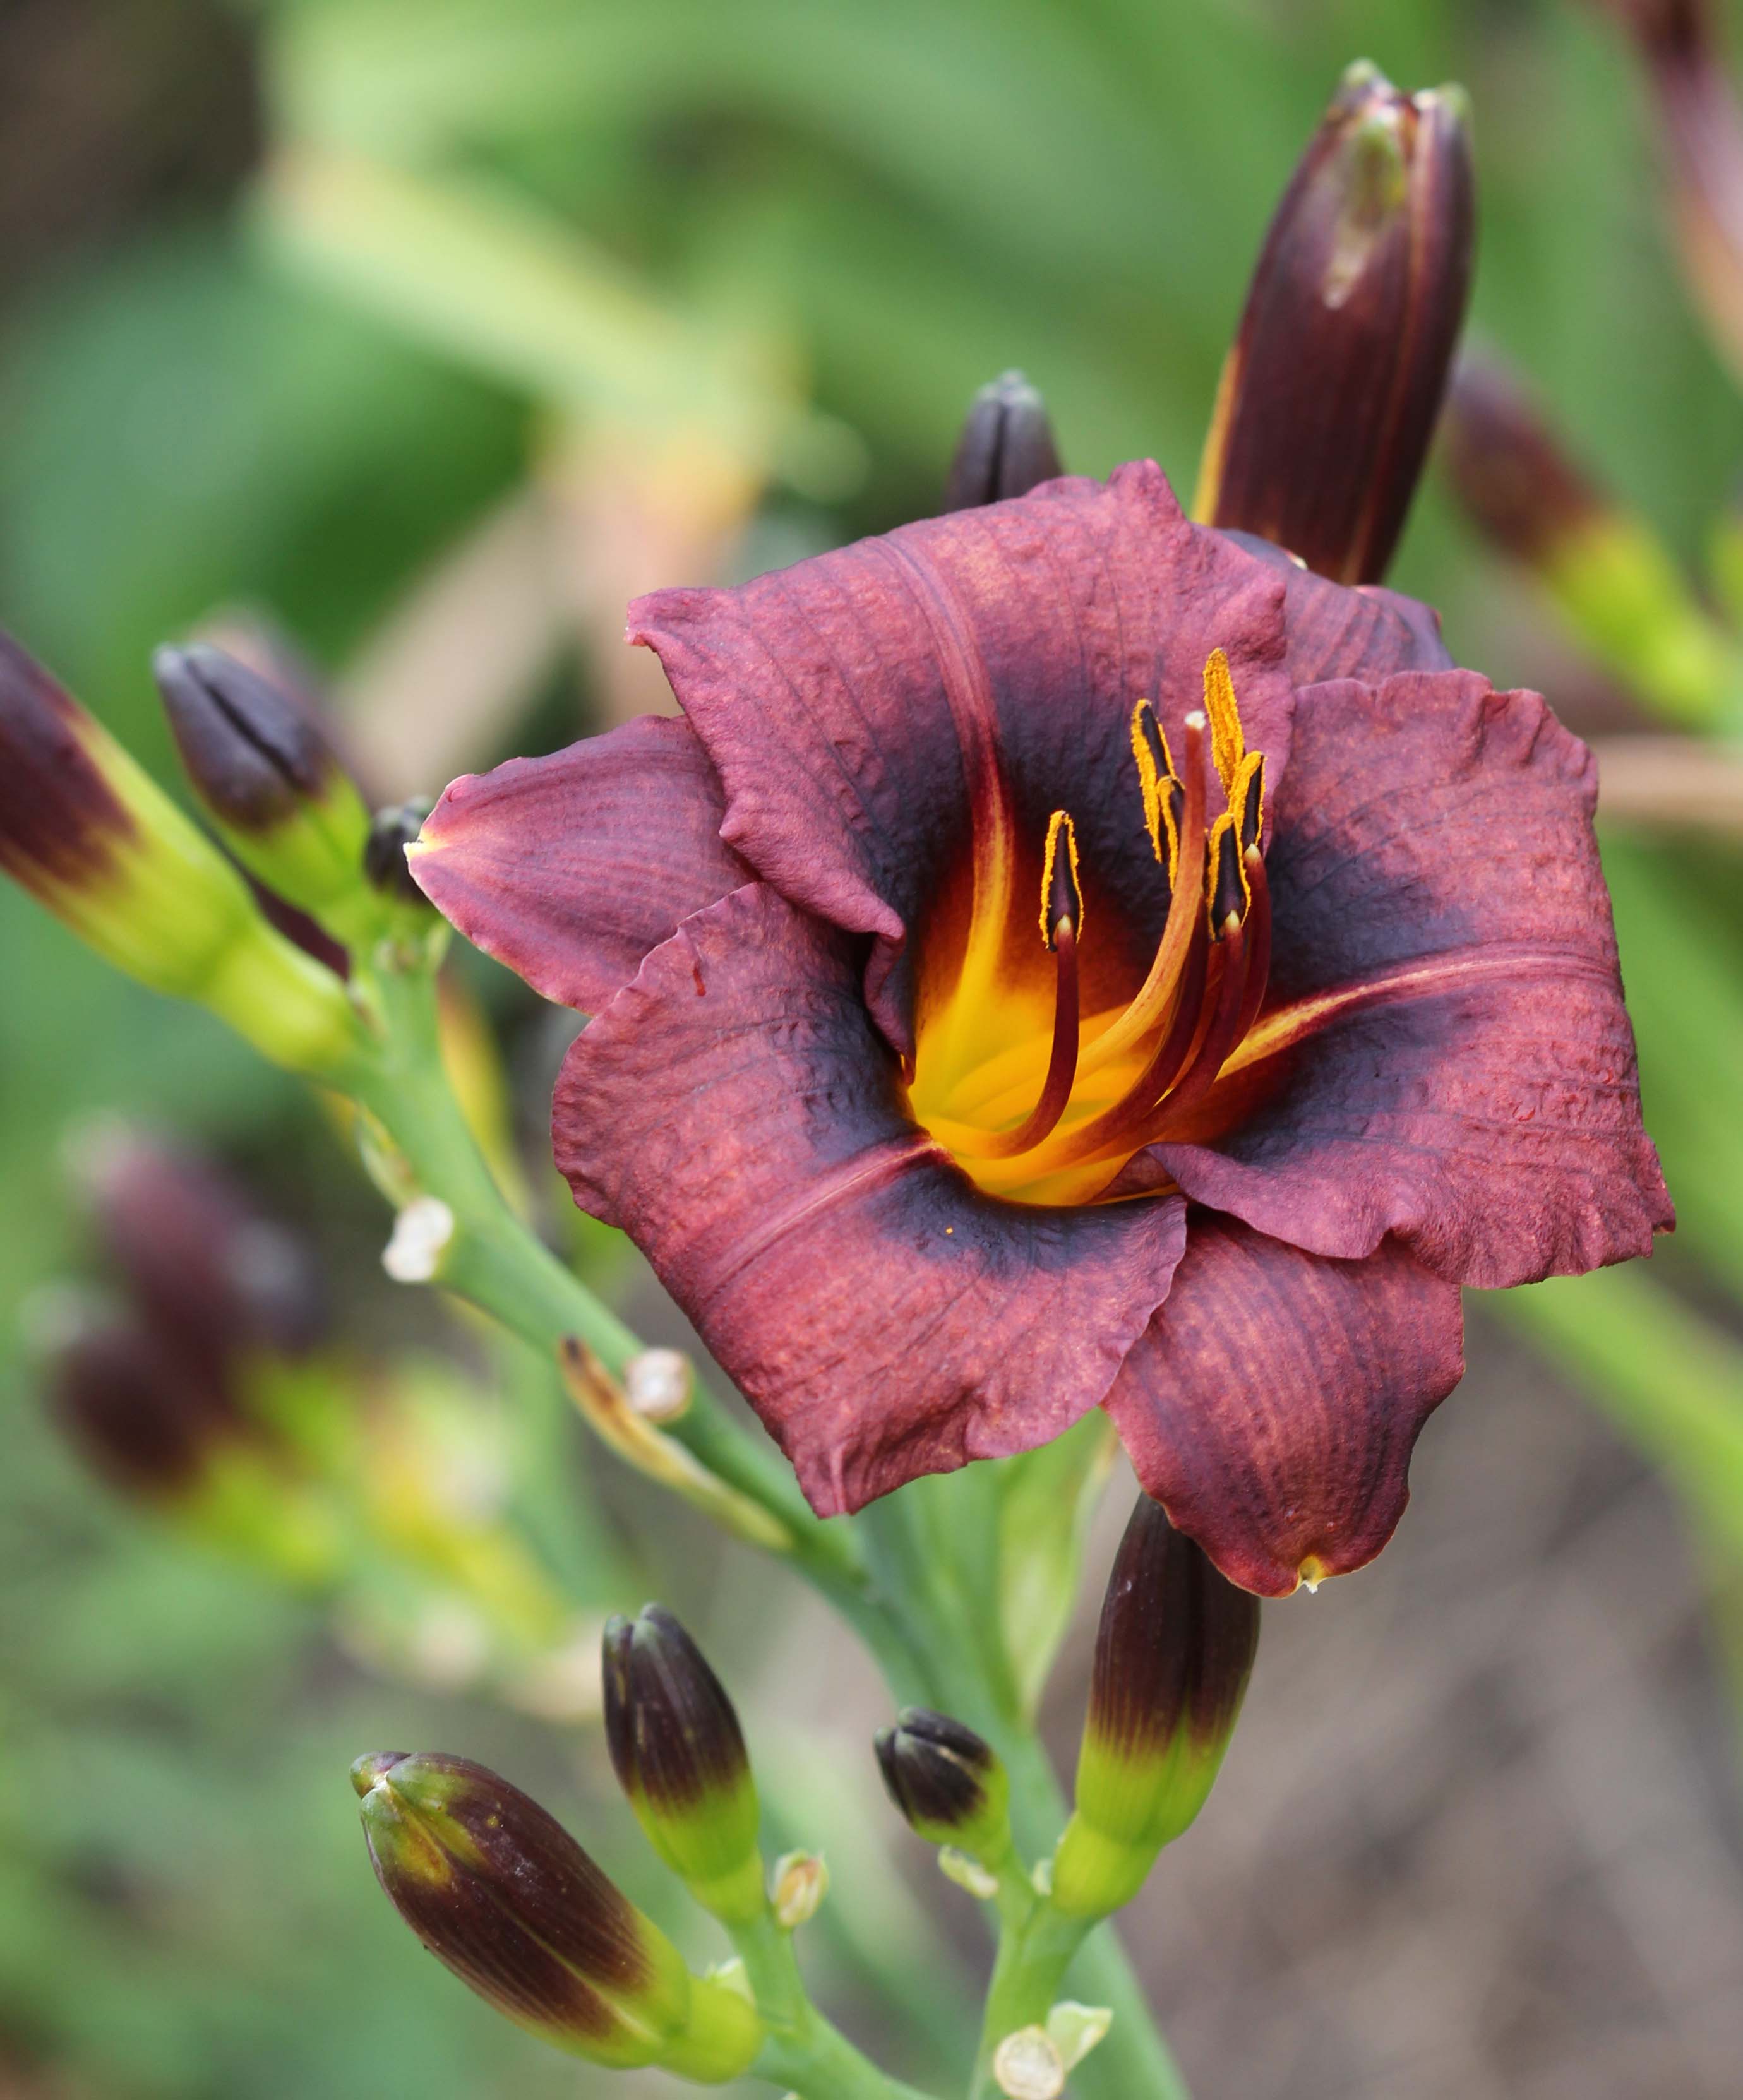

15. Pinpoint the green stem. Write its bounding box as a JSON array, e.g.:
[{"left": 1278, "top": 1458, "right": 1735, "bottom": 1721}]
[
  {"left": 344, "top": 958, "right": 924, "bottom": 1676},
  {"left": 997, "top": 1729, "right": 1190, "bottom": 2100},
  {"left": 971, "top": 1900, "right": 1089, "bottom": 2097},
  {"left": 731, "top": 1909, "right": 941, "bottom": 2099}
]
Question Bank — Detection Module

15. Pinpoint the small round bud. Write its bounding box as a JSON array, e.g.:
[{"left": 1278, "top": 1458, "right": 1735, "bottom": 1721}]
[
  {"left": 875, "top": 1707, "right": 1012, "bottom": 1864},
  {"left": 364, "top": 797, "right": 436, "bottom": 905}
]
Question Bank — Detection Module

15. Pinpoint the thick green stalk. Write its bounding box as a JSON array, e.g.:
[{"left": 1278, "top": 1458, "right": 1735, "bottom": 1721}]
[
  {"left": 732, "top": 1909, "right": 940, "bottom": 2099},
  {"left": 971, "top": 1900, "right": 1090, "bottom": 2097}
]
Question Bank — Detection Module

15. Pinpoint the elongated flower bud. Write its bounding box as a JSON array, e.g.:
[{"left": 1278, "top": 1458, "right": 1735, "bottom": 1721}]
[
  {"left": 602, "top": 1606, "right": 765, "bottom": 1923},
  {"left": 1196, "top": 61, "right": 1475, "bottom": 583},
  {"left": 1441, "top": 354, "right": 1738, "bottom": 729},
  {"left": 352, "top": 1751, "right": 760, "bottom": 2079},
  {"left": 1051, "top": 1498, "right": 1259, "bottom": 1919},
  {"left": 153, "top": 643, "right": 373, "bottom": 931},
  {"left": 944, "top": 371, "right": 1064, "bottom": 510},
  {"left": 875, "top": 1709, "right": 1014, "bottom": 1866},
  {"left": 0, "top": 630, "right": 362, "bottom": 1075}
]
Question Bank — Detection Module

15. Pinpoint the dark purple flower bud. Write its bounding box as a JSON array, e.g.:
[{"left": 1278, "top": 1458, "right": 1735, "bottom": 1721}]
[
  {"left": 46, "top": 1315, "right": 237, "bottom": 1504},
  {"left": 944, "top": 371, "right": 1064, "bottom": 510},
  {"left": 70, "top": 1122, "right": 326, "bottom": 1377},
  {"left": 0, "top": 627, "right": 361, "bottom": 1073},
  {"left": 602, "top": 1606, "right": 763, "bottom": 1921},
  {"left": 1051, "top": 1496, "right": 1259, "bottom": 1918},
  {"left": 1196, "top": 61, "right": 1475, "bottom": 583},
  {"left": 874, "top": 1708, "right": 1012, "bottom": 1863},
  {"left": 153, "top": 644, "right": 372, "bottom": 924},
  {"left": 351, "top": 1751, "right": 760, "bottom": 2076}
]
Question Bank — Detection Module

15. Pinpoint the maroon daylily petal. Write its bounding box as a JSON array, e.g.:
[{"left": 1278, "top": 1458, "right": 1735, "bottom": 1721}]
[
  {"left": 410, "top": 716, "right": 750, "bottom": 1014},
  {"left": 627, "top": 462, "right": 1293, "bottom": 1053},
  {"left": 1105, "top": 1216, "right": 1465, "bottom": 1597},
  {"left": 554, "top": 881, "right": 1188, "bottom": 1513},
  {"left": 1223, "top": 530, "right": 1454, "bottom": 679},
  {"left": 1156, "top": 671, "right": 1674, "bottom": 1287}
]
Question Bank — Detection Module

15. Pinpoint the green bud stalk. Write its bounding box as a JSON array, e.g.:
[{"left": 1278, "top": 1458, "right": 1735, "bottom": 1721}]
[
  {"left": 874, "top": 1709, "right": 1015, "bottom": 1870},
  {"left": 153, "top": 644, "right": 378, "bottom": 941},
  {"left": 0, "top": 631, "right": 363, "bottom": 1075},
  {"left": 353, "top": 1751, "right": 760, "bottom": 2080},
  {"left": 1051, "top": 1497, "right": 1259, "bottom": 1920},
  {"left": 603, "top": 1606, "right": 765, "bottom": 1923}
]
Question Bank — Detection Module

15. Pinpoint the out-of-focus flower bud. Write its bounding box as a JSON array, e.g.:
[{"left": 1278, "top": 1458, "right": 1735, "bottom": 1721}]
[
  {"left": 153, "top": 643, "right": 374, "bottom": 934},
  {"left": 944, "top": 371, "right": 1064, "bottom": 510},
  {"left": 1195, "top": 61, "right": 1475, "bottom": 584},
  {"left": 1051, "top": 1498, "right": 1259, "bottom": 1919},
  {"left": 46, "top": 1313, "right": 236, "bottom": 1505},
  {"left": 0, "top": 629, "right": 364, "bottom": 1075},
  {"left": 36, "top": 1292, "right": 343, "bottom": 1583},
  {"left": 1441, "top": 354, "right": 1741, "bottom": 728},
  {"left": 1590, "top": 1, "right": 1743, "bottom": 383},
  {"left": 68, "top": 1120, "right": 326, "bottom": 1382},
  {"left": 602, "top": 1606, "right": 765, "bottom": 1923},
  {"left": 874, "top": 1709, "right": 1014, "bottom": 1868},
  {"left": 352, "top": 1751, "right": 760, "bottom": 2080}
]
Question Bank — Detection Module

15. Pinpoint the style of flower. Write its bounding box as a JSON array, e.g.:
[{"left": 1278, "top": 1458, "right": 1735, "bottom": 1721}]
[{"left": 409, "top": 462, "right": 1671, "bottom": 1595}]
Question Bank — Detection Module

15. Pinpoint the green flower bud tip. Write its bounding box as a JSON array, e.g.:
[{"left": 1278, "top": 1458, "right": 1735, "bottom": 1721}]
[
  {"left": 1196, "top": 59, "right": 1474, "bottom": 585},
  {"left": 0, "top": 628, "right": 363, "bottom": 1075},
  {"left": 1051, "top": 1496, "right": 1259, "bottom": 1919},
  {"left": 154, "top": 643, "right": 372, "bottom": 926},
  {"left": 874, "top": 1708, "right": 1012, "bottom": 1864},
  {"left": 602, "top": 1606, "right": 765, "bottom": 1923},
  {"left": 944, "top": 371, "right": 1063, "bottom": 511},
  {"left": 352, "top": 1750, "right": 759, "bottom": 2080}
]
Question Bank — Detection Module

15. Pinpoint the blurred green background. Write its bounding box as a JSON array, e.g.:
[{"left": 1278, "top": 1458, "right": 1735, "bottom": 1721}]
[{"left": 4, "top": 2, "right": 1743, "bottom": 2096}]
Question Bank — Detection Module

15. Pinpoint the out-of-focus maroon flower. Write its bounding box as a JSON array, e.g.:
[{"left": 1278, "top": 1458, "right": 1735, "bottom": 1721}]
[
  {"left": 409, "top": 463, "right": 1670, "bottom": 1595},
  {"left": 1592, "top": 0, "right": 1743, "bottom": 382}
]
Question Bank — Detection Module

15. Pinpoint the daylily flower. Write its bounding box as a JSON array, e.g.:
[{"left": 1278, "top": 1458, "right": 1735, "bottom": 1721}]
[{"left": 409, "top": 462, "right": 1671, "bottom": 1595}]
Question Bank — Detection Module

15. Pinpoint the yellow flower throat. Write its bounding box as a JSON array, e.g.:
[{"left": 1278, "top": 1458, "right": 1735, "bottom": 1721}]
[{"left": 907, "top": 650, "right": 1271, "bottom": 1207}]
